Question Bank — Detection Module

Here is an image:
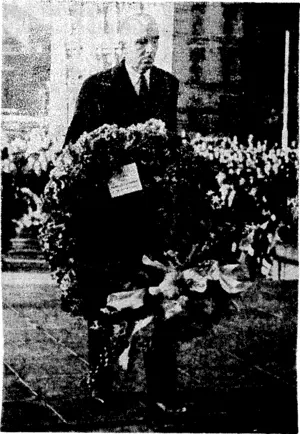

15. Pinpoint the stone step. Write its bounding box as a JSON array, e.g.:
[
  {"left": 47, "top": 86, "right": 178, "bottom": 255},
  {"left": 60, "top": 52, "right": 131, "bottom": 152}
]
[
  {"left": 274, "top": 244, "right": 298, "bottom": 264},
  {"left": 2, "top": 257, "right": 50, "bottom": 272},
  {"left": 7, "top": 249, "right": 45, "bottom": 259},
  {"left": 10, "top": 237, "right": 42, "bottom": 251},
  {"left": 4, "top": 236, "right": 46, "bottom": 270},
  {"left": 271, "top": 260, "right": 298, "bottom": 281},
  {"left": 7, "top": 250, "right": 43, "bottom": 259}
]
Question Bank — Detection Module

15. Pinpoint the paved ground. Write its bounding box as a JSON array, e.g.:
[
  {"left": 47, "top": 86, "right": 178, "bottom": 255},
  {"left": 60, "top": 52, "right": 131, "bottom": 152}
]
[{"left": 1, "top": 271, "right": 298, "bottom": 432}]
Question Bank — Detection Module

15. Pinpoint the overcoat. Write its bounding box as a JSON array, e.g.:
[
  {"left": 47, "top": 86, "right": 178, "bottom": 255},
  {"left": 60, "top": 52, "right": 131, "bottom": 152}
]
[
  {"left": 64, "top": 60, "right": 179, "bottom": 314},
  {"left": 64, "top": 60, "right": 179, "bottom": 145}
]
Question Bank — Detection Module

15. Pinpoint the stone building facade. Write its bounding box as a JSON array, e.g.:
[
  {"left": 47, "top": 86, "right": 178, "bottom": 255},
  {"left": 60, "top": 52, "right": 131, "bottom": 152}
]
[
  {"left": 173, "top": 2, "right": 299, "bottom": 141},
  {"left": 2, "top": 2, "right": 299, "bottom": 143}
]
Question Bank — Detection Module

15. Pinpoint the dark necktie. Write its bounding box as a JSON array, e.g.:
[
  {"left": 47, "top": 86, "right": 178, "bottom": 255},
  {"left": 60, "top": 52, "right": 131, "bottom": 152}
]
[{"left": 139, "top": 73, "right": 149, "bottom": 104}]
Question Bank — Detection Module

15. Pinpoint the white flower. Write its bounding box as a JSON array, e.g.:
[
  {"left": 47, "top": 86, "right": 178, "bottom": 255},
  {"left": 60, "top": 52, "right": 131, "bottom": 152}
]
[
  {"left": 2, "top": 160, "right": 10, "bottom": 173},
  {"left": 9, "top": 162, "right": 16, "bottom": 172},
  {"left": 1, "top": 132, "right": 9, "bottom": 149},
  {"left": 272, "top": 163, "right": 279, "bottom": 174},
  {"left": 248, "top": 135, "right": 254, "bottom": 146},
  {"left": 220, "top": 183, "right": 230, "bottom": 201},
  {"left": 264, "top": 163, "right": 271, "bottom": 175},
  {"left": 228, "top": 189, "right": 236, "bottom": 207},
  {"left": 212, "top": 195, "right": 220, "bottom": 205},
  {"left": 257, "top": 141, "right": 262, "bottom": 152},
  {"left": 237, "top": 151, "right": 243, "bottom": 162},
  {"left": 249, "top": 187, "right": 257, "bottom": 196},
  {"left": 216, "top": 172, "right": 226, "bottom": 184},
  {"left": 256, "top": 167, "right": 264, "bottom": 179},
  {"left": 11, "top": 137, "right": 27, "bottom": 154},
  {"left": 247, "top": 246, "right": 255, "bottom": 256},
  {"left": 33, "top": 160, "right": 42, "bottom": 176},
  {"left": 39, "top": 153, "right": 48, "bottom": 171}
]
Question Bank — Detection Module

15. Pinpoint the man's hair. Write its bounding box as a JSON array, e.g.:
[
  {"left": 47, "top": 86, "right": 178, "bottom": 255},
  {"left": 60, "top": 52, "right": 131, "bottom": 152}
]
[{"left": 120, "top": 13, "right": 159, "bottom": 44}]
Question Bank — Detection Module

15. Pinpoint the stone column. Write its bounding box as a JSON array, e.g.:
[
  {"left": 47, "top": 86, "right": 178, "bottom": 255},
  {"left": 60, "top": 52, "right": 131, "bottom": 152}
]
[
  {"left": 173, "top": 2, "right": 225, "bottom": 134},
  {"left": 173, "top": 2, "right": 247, "bottom": 135},
  {"left": 48, "top": 0, "right": 68, "bottom": 145},
  {"left": 197, "top": 2, "right": 224, "bottom": 133},
  {"left": 172, "top": 2, "right": 194, "bottom": 129}
]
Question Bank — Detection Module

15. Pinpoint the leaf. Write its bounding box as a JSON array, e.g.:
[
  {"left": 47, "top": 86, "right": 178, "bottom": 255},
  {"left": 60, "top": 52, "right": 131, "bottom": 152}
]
[
  {"left": 182, "top": 268, "right": 207, "bottom": 293},
  {"left": 142, "top": 255, "right": 170, "bottom": 271},
  {"left": 118, "top": 315, "right": 153, "bottom": 370},
  {"left": 106, "top": 288, "right": 146, "bottom": 311},
  {"left": 219, "top": 273, "right": 251, "bottom": 294},
  {"left": 157, "top": 271, "right": 179, "bottom": 299},
  {"left": 163, "top": 296, "right": 188, "bottom": 320}
]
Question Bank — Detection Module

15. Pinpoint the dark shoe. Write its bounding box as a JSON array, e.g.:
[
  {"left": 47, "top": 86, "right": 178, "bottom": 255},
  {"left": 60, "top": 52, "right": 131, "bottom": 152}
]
[
  {"left": 92, "top": 395, "right": 105, "bottom": 405},
  {"left": 155, "top": 401, "right": 187, "bottom": 414},
  {"left": 148, "top": 400, "right": 187, "bottom": 420},
  {"left": 90, "top": 389, "right": 108, "bottom": 405}
]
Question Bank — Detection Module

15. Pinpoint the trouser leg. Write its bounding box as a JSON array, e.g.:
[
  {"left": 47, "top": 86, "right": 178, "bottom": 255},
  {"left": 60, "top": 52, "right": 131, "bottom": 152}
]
[
  {"left": 87, "top": 319, "right": 114, "bottom": 399},
  {"left": 144, "top": 318, "right": 178, "bottom": 405}
]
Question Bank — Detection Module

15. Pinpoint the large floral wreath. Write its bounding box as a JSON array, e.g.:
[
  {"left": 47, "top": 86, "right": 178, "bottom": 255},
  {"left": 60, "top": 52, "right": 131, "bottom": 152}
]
[
  {"left": 41, "top": 119, "right": 222, "bottom": 313},
  {"left": 41, "top": 119, "right": 255, "bottom": 369}
]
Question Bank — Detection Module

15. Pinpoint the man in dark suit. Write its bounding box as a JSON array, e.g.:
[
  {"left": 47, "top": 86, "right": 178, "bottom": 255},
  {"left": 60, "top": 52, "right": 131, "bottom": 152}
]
[
  {"left": 64, "top": 15, "right": 179, "bottom": 145},
  {"left": 64, "top": 13, "right": 181, "bottom": 413}
]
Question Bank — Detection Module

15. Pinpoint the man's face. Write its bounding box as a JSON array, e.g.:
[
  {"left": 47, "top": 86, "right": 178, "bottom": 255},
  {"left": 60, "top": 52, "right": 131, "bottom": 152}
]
[{"left": 124, "top": 21, "right": 159, "bottom": 74}]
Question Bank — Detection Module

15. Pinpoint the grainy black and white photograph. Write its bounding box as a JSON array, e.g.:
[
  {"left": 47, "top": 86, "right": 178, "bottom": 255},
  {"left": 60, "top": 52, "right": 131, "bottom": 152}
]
[{"left": 1, "top": 0, "right": 299, "bottom": 432}]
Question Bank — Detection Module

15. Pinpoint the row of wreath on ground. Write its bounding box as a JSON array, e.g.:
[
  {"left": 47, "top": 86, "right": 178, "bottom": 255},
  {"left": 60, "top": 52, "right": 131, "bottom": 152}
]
[{"left": 2, "top": 119, "right": 298, "bottom": 283}]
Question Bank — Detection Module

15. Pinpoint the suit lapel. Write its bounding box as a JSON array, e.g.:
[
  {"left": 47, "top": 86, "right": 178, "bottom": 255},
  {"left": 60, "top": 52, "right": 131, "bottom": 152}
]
[
  {"left": 149, "top": 66, "right": 167, "bottom": 118},
  {"left": 108, "top": 62, "right": 166, "bottom": 125},
  {"left": 112, "top": 61, "right": 139, "bottom": 102},
  {"left": 149, "top": 66, "right": 167, "bottom": 107},
  {"left": 112, "top": 63, "right": 163, "bottom": 102},
  {"left": 149, "top": 67, "right": 163, "bottom": 93}
]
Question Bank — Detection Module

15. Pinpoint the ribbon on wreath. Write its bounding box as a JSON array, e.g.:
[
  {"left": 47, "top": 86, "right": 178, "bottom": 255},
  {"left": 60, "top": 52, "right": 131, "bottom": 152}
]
[{"left": 98, "top": 255, "right": 252, "bottom": 370}]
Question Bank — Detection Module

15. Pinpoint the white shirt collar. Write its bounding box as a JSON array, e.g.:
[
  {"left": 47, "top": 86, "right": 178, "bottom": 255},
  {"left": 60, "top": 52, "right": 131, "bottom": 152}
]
[{"left": 125, "top": 62, "right": 151, "bottom": 93}]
